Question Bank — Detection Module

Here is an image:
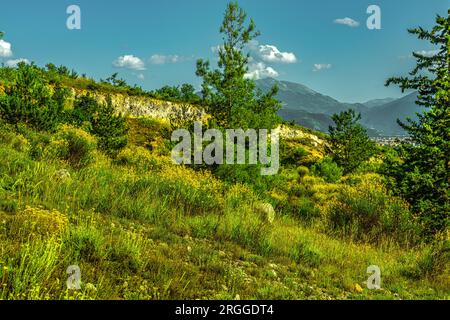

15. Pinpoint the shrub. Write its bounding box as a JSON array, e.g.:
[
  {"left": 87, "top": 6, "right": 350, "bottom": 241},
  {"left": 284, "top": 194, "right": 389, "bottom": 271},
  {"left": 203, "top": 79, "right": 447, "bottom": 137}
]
[
  {"left": 156, "top": 165, "right": 224, "bottom": 215},
  {"left": 0, "top": 195, "right": 18, "bottom": 213},
  {"left": 215, "top": 163, "right": 283, "bottom": 194},
  {"left": 115, "top": 146, "right": 159, "bottom": 171},
  {"left": 46, "top": 125, "right": 96, "bottom": 167},
  {"left": 326, "top": 179, "right": 421, "bottom": 244},
  {"left": 71, "top": 95, "right": 127, "bottom": 157},
  {"left": 226, "top": 183, "right": 257, "bottom": 210},
  {"left": 0, "top": 63, "right": 68, "bottom": 131},
  {"left": 401, "top": 239, "right": 450, "bottom": 280},
  {"left": 6, "top": 206, "right": 68, "bottom": 240},
  {"left": 296, "top": 166, "right": 309, "bottom": 179},
  {"left": 276, "top": 195, "right": 321, "bottom": 224},
  {"left": 0, "top": 130, "right": 30, "bottom": 153},
  {"left": 280, "top": 142, "right": 309, "bottom": 166},
  {"left": 312, "top": 157, "right": 343, "bottom": 183}
]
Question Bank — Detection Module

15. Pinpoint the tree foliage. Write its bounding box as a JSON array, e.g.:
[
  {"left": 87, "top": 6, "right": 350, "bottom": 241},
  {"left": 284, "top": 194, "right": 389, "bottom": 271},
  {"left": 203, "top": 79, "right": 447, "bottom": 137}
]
[
  {"left": 71, "top": 95, "right": 128, "bottom": 156},
  {"left": 328, "top": 109, "right": 376, "bottom": 174},
  {"left": 196, "top": 1, "right": 281, "bottom": 130},
  {"left": 384, "top": 10, "right": 450, "bottom": 234},
  {"left": 0, "top": 63, "right": 68, "bottom": 131}
]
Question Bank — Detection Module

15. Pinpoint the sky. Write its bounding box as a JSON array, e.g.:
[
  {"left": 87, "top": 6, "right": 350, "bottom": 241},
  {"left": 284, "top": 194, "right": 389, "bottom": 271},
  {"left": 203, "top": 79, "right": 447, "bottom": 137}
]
[{"left": 0, "top": 0, "right": 448, "bottom": 103}]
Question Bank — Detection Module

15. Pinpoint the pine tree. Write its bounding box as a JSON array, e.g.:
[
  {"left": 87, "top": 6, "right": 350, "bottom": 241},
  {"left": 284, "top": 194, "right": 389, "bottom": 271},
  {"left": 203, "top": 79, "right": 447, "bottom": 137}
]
[
  {"left": 0, "top": 62, "right": 67, "bottom": 131},
  {"left": 196, "top": 1, "right": 281, "bottom": 130},
  {"left": 328, "top": 109, "right": 376, "bottom": 174},
  {"left": 384, "top": 10, "right": 449, "bottom": 234},
  {"left": 72, "top": 95, "right": 128, "bottom": 156}
]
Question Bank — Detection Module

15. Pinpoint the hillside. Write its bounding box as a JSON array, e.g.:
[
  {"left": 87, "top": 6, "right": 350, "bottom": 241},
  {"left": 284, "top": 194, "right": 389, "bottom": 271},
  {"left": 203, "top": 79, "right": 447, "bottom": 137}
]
[
  {"left": 0, "top": 72, "right": 448, "bottom": 300},
  {"left": 361, "top": 92, "right": 423, "bottom": 136}
]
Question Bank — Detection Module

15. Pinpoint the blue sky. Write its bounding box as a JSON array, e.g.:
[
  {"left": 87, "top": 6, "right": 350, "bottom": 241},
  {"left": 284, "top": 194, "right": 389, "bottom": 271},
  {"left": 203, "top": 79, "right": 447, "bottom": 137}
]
[{"left": 0, "top": 0, "right": 448, "bottom": 102}]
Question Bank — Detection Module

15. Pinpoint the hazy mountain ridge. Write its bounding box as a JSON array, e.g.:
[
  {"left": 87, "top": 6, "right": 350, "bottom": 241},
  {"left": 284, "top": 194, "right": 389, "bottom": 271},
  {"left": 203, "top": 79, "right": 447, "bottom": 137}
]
[
  {"left": 255, "top": 78, "right": 421, "bottom": 136},
  {"left": 363, "top": 98, "right": 396, "bottom": 108}
]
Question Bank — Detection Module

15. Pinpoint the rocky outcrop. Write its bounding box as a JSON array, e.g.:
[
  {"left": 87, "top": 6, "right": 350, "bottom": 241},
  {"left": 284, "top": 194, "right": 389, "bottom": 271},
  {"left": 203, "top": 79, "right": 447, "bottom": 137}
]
[
  {"left": 275, "top": 125, "right": 325, "bottom": 146},
  {"left": 69, "top": 88, "right": 208, "bottom": 121}
]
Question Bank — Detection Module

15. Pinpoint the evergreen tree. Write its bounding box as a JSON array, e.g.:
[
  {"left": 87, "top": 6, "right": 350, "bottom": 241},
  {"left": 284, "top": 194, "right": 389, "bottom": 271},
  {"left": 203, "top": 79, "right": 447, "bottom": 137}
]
[
  {"left": 0, "top": 62, "right": 67, "bottom": 131},
  {"left": 384, "top": 10, "right": 450, "bottom": 234},
  {"left": 180, "top": 83, "right": 200, "bottom": 103},
  {"left": 328, "top": 109, "right": 376, "bottom": 174},
  {"left": 196, "top": 1, "right": 281, "bottom": 130},
  {"left": 72, "top": 95, "right": 128, "bottom": 156}
]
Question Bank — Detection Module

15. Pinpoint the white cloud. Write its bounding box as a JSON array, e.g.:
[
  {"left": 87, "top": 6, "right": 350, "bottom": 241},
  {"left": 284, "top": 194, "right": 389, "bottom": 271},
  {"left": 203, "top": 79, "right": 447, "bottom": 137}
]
[
  {"left": 210, "top": 40, "right": 295, "bottom": 78},
  {"left": 149, "top": 54, "right": 188, "bottom": 65},
  {"left": 113, "top": 55, "right": 146, "bottom": 71},
  {"left": 257, "top": 44, "right": 297, "bottom": 64},
  {"left": 0, "top": 39, "right": 13, "bottom": 58},
  {"left": 313, "top": 63, "right": 332, "bottom": 72},
  {"left": 136, "top": 73, "right": 145, "bottom": 80},
  {"left": 245, "top": 62, "right": 279, "bottom": 80},
  {"left": 5, "top": 58, "right": 30, "bottom": 67},
  {"left": 213, "top": 41, "right": 298, "bottom": 64},
  {"left": 414, "top": 49, "right": 439, "bottom": 57},
  {"left": 334, "top": 17, "right": 360, "bottom": 28}
]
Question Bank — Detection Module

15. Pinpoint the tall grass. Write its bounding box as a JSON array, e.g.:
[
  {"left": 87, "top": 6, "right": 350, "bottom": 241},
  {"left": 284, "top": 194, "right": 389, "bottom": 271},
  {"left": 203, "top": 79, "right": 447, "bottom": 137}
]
[{"left": 0, "top": 124, "right": 448, "bottom": 300}]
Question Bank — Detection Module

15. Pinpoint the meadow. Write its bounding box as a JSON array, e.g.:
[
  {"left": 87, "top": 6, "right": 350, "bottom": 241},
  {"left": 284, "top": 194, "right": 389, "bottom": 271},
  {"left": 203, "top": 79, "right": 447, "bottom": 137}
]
[{"left": 0, "top": 115, "right": 448, "bottom": 300}]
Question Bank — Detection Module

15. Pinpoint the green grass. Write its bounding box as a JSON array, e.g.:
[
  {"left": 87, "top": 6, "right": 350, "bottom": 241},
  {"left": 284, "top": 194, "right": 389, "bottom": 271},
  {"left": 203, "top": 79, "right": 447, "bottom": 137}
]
[{"left": 0, "top": 123, "right": 448, "bottom": 300}]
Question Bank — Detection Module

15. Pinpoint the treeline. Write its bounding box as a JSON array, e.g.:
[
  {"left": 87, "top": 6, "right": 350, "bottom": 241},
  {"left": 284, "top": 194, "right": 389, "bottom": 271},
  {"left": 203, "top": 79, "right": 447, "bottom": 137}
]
[{"left": 0, "top": 62, "right": 201, "bottom": 105}]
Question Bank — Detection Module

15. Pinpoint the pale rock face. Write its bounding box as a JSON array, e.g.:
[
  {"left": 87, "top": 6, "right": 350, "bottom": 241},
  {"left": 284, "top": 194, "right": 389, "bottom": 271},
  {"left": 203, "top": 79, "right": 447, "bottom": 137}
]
[
  {"left": 274, "top": 125, "right": 325, "bottom": 146},
  {"left": 69, "top": 90, "right": 324, "bottom": 148},
  {"left": 70, "top": 88, "right": 208, "bottom": 121}
]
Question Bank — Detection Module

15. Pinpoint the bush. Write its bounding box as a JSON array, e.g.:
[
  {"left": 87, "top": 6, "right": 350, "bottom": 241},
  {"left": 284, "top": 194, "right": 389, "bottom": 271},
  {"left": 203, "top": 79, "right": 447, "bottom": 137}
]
[
  {"left": 327, "top": 179, "right": 421, "bottom": 244},
  {"left": 215, "top": 163, "right": 283, "bottom": 194},
  {"left": 0, "top": 126, "right": 30, "bottom": 153},
  {"left": 312, "top": 157, "right": 343, "bottom": 183},
  {"left": 280, "top": 142, "right": 309, "bottom": 166},
  {"left": 115, "top": 146, "right": 159, "bottom": 171},
  {"left": 46, "top": 125, "right": 96, "bottom": 167},
  {"left": 297, "top": 166, "right": 309, "bottom": 178},
  {"left": 276, "top": 194, "right": 321, "bottom": 224},
  {"left": 6, "top": 206, "right": 68, "bottom": 240},
  {"left": 0, "top": 63, "right": 68, "bottom": 131},
  {"left": 71, "top": 95, "right": 128, "bottom": 157},
  {"left": 401, "top": 239, "right": 450, "bottom": 280}
]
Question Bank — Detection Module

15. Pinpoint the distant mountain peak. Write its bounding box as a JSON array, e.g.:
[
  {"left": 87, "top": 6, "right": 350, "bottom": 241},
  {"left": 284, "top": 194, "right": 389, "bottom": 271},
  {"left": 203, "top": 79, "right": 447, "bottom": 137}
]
[{"left": 255, "top": 78, "right": 421, "bottom": 136}]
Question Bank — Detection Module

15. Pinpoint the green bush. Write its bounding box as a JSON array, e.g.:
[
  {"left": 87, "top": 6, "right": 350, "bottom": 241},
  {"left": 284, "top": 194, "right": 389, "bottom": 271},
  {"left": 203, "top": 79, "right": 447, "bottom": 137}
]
[
  {"left": 297, "top": 166, "right": 310, "bottom": 178},
  {"left": 0, "top": 63, "right": 68, "bottom": 131},
  {"left": 280, "top": 142, "right": 309, "bottom": 166},
  {"left": 327, "top": 180, "right": 421, "bottom": 244},
  {"left": 46, "top": 125, "right": 97, "bottom": 167},
  {"left": 401, "top": 240, "right": 450, "bottom": 280},
  {"left": 312, "top": 157, "right": 343, "bottom": 183},
  {"left": 71, "top": 95, "right": 128, "bottom": 157},
  {"left": 215, "top": 163, "right": 282, "bottom": 194},
  {"left": 115, "top": 146, "right": 158, "bottom": 171}
]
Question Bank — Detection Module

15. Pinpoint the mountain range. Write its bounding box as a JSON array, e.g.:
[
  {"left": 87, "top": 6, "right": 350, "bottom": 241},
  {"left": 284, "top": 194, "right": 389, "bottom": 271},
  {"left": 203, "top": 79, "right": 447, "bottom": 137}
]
[{"left": 255, "top": 78, "right": 423, "bottom": 136}]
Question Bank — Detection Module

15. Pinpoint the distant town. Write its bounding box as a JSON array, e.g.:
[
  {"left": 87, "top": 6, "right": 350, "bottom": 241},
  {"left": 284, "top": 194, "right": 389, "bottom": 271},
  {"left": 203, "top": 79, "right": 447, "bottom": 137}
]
[{"left": 371, "top": 136, "right": 415, "bottom": 146}]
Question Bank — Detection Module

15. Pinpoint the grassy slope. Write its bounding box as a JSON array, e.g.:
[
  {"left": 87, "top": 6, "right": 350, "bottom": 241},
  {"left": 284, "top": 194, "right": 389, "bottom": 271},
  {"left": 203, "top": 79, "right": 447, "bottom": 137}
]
[{"left": 0, "top": 116, "right": 448, "bottom": 300}]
